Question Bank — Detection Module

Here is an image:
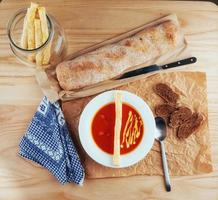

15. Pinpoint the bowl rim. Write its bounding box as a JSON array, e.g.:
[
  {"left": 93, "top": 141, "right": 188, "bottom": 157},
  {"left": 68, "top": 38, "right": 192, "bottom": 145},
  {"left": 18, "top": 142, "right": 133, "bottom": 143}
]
[{"left": 78, "top": 90, "right": 155, "bottom": 168}]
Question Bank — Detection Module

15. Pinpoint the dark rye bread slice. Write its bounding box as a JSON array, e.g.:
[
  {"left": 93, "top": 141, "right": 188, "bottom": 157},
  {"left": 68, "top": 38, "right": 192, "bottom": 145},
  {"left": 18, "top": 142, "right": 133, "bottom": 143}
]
[
  {"left": 169, "top": 107, "right": 192, "bottom": 128},
  {"left": 177, "top": 113, "right": 203, "bottom": 139},
  {"left": 155, "top": 104, "right": 177, "bottom": 118},
  {"left": 154, "top": 83, "right": 179, "bottom": 105}
]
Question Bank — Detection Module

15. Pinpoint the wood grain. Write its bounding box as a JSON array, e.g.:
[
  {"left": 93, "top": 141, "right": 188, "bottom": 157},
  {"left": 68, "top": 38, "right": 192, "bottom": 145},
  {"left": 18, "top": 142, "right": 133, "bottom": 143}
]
[{"left": 0, "top": 1, "right": 218, "bottom": 200}]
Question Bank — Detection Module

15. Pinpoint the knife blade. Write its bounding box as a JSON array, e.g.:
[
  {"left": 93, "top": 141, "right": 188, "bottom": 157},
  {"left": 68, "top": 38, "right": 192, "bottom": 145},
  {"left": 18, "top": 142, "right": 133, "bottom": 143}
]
[{"left": 117, "top": 57, "right": 197, "bottom": 80}]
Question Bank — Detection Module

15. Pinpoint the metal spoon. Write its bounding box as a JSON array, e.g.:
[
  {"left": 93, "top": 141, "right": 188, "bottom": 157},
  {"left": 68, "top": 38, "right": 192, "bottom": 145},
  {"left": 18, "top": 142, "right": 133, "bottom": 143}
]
[{"left": 155, "top": 117, "right": 171, "bottom": 192}]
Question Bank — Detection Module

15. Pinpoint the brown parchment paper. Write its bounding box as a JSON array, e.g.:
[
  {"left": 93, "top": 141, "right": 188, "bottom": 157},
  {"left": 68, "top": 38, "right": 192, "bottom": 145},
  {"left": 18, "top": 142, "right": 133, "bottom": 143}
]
[
  {"left": 35, "top": 14, "right": 190, "bottom": 102},
  {"left": 62, "top": 71, "right": 213, "bottom": 178}
]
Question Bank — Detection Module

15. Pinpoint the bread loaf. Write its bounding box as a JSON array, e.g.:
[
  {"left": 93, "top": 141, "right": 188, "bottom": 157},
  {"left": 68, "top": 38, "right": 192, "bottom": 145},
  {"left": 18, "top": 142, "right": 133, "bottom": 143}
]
[{"left": 56, "top": 21, "right": 183, "bottom": 90}]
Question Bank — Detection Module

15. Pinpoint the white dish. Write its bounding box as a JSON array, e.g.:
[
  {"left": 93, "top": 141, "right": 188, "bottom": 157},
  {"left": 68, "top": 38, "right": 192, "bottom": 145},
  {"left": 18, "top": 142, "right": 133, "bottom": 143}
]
[{"left": 78, "top": 90, "right": 155, "bottom": 168}]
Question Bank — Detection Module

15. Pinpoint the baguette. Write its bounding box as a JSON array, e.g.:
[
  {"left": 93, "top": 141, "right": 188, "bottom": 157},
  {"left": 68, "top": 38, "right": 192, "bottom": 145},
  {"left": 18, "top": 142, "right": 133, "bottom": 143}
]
[{"left": 56, "top": 20, "right": 183, "bottom": 91}]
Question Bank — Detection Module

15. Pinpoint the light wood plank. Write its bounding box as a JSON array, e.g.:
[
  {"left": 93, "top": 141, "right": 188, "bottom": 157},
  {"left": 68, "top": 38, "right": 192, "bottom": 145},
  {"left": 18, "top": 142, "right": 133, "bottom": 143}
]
[{"left": 0, "top": 1, "right": 218, "bottom": 200}]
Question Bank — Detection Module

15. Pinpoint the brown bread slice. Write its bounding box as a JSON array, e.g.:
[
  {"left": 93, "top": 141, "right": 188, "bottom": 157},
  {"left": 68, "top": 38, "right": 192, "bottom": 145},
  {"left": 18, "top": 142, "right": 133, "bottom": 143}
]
[
  {"left": 177, "top": 113, "right": 203, "bottom": 139},
  {"left": 169, "top": 107, "right": 192, "bottom": 128},
  {"left": 155, "top": 104, "right": 177, "bottom": 118},
  {"left": 154, "top": 83, "right": 179, "bottom": 104}
]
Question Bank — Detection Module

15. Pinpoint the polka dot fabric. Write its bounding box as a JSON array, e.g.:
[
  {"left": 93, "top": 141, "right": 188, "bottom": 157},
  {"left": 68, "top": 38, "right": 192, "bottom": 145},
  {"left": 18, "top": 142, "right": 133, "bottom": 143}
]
[{"left": 19, "top": 96, "right": 85, "bottom": 185}]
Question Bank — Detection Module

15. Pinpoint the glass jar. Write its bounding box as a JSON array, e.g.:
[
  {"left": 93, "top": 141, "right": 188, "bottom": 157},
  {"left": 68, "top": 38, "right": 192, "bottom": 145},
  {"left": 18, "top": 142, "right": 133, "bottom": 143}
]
[{"left": 7, "top": 8, "right": 67, "bottom": 68}]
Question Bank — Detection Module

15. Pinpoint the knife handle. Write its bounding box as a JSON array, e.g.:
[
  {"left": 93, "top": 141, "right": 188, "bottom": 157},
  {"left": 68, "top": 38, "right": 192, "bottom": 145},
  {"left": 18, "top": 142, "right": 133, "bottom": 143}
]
[{"left": 161, "top": 57, "right": 197, "bottom": 69}]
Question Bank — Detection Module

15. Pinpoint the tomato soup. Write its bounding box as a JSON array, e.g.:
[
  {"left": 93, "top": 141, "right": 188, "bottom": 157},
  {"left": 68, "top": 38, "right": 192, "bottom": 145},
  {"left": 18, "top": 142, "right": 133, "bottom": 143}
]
[{"left": 91, "top": 102, "right": 144, "bottom": 155}]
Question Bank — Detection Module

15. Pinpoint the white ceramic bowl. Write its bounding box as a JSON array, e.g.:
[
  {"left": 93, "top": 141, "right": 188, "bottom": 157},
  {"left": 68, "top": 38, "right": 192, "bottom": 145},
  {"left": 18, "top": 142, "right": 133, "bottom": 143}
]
[{"left": 79, "top": 90, "right": 155, "bottom": 168}]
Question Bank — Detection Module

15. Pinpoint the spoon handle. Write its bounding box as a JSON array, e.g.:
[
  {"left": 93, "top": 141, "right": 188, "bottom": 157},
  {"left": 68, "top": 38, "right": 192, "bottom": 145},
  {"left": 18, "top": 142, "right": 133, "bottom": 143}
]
[{"left": 160, "top": 141, "right": 171, "bottom": 192}]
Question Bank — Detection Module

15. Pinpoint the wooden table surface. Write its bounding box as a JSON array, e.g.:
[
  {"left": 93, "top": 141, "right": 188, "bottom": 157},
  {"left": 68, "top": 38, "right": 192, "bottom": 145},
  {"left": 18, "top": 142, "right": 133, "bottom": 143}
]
[{"left": 0, "top": 0, "right": 218, "bottom": 200}]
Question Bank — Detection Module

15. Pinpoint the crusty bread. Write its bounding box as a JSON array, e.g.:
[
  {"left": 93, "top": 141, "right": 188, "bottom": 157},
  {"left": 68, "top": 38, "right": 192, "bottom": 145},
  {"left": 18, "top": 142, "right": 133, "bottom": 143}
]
[
  {"left": 56, "top": 21, "right": 183, "bottom": 90},
  {"left": 155, "top": 104, "right": 177, "bottom": 118},
  {"left": 169, "top": 107, "right": 192, "bottom": 128},
  {"left": 154, "top": 83, "right": 179, "bottom": 104},
  {"left": 177, "top": 113, "right": 203, "bottom": 139}
]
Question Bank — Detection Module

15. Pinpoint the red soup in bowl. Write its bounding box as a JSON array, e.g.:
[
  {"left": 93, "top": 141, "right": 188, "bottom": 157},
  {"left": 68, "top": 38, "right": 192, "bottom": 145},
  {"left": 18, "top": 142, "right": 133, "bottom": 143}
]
[{"left": 91, "top": 102, "right": 144, "bottom": 155}]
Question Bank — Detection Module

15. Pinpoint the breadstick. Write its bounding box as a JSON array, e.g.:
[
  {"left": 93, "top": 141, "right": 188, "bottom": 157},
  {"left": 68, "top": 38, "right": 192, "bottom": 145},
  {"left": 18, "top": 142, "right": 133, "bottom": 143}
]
[
  {"left": 34, "top": 19, "right": 43, "bottom": 65},
  {"left": 38, "top": 6, "right": 51, "bottom": 65},
  {"left": 27, "top": 2, "right": 38, "bottom": 61},
  {"left": 20, "top": 10, "right": 28, "bottom": 49},
  {"left": 113, "top": 92, "right": 123, "bottom": 166}
]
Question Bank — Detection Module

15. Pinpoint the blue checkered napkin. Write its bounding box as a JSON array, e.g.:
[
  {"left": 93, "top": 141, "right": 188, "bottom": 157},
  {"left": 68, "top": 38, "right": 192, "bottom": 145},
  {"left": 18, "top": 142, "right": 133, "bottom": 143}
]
[{"left": 19, "top": 96, "right": 85, "bottom": 185}]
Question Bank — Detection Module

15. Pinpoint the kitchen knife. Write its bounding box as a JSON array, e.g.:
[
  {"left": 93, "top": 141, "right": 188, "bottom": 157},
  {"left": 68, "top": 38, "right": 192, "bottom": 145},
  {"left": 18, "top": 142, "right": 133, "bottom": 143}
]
[{"left": 117, "top": 57, "right": 197, "bottom": 80}]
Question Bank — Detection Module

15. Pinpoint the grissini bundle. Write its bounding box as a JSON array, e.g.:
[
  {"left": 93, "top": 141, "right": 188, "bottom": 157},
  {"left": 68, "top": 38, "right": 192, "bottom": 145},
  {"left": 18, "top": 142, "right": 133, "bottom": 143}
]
[{"left": 20, "top": 2, "right": 51, "bottom": 67}]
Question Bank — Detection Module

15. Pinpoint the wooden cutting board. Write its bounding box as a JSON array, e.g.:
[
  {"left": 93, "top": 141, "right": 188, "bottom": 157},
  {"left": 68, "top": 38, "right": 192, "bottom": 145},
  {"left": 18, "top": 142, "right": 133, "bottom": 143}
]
[
  {"left": 62, "top": 71, "right": 213, "bottom": 178},
  {"left": 0, "top": 1, "right": 218, "bottom": 200}
]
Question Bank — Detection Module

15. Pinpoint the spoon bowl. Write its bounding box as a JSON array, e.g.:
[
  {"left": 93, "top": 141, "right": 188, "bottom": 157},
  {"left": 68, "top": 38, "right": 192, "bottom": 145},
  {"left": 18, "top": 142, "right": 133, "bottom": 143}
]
[{"left": 155, "top": 117, "right": 167, "bottom": 141}]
